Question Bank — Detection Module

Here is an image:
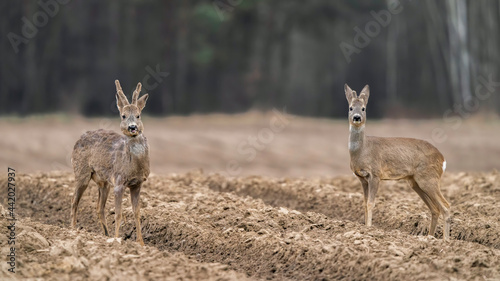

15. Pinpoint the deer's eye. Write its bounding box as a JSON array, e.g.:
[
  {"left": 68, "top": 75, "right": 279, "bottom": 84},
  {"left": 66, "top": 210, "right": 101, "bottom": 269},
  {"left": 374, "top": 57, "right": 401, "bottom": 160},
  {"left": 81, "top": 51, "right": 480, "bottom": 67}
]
[
  {"left": 349, "top": 107, "right": 353, "bottom": 111},
  {"left": 136, "top": 115, "right": 140, "bottom": 119},
  {"left": 362, "top": 108, "right": 365, "bottom": 111},
  {"left": 122, "top": 115, "right": 126, "bottom": 119}
]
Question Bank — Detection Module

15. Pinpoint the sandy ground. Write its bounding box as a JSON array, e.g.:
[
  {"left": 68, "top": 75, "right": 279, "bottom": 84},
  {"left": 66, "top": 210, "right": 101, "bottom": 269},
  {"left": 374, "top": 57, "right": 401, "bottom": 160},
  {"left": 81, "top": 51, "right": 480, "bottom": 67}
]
[
  {"left": 1, "top": 112, "right": 499, "bottom": 177},
  {"left": 1, "top": 171, "right": 499, "bottom": 280}
]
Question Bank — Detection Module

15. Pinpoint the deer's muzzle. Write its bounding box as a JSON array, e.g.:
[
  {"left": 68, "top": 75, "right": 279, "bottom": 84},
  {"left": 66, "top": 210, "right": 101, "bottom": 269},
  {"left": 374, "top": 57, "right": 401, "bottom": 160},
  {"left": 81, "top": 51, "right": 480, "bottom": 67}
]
[{"left": 128, "top": 125, "right": 138, "bottom": 135}]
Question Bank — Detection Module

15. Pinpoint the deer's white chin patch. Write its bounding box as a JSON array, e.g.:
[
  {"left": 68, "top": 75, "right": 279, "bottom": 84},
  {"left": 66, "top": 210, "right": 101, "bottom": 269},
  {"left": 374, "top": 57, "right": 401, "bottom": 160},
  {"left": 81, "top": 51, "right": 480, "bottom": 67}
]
[{"left": 442, "top": 160, "right": 447, "bottom": 172}]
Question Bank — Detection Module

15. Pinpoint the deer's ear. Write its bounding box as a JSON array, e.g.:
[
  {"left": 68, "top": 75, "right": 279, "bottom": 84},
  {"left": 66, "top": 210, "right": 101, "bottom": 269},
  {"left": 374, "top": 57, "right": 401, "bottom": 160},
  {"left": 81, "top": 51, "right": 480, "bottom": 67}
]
[
  {"left": 344, "top": 83, "right": 354, "bottom": 103},
  {"left": 137, "top": 94, "right": 149, "bottom": 111},
  {"left": 359, "top": 84, "right": 370, "bottom": 105},
  {"left": 115, "top": 80, "right": 129, "bottom": 112}
]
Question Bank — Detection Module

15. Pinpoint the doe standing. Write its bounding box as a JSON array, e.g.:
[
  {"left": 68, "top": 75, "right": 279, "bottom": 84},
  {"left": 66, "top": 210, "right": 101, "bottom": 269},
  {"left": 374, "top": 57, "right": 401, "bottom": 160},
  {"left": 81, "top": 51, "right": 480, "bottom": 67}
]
[
  {"left": 345, "top": 84, "right": 451, "bottom": 240},
  {"left": 71, "top": 80, "right": 150, "bottom": 246}
]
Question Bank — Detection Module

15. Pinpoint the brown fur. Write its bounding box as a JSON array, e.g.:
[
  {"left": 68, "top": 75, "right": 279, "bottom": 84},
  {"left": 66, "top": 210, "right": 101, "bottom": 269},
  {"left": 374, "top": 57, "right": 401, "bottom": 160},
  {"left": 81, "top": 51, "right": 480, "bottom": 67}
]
[
  {"left": 345, "top": 84, "right": 451, "bottom": 240},
  {"left": 71, "top": 80, "right": 150, "bottom": 246}
]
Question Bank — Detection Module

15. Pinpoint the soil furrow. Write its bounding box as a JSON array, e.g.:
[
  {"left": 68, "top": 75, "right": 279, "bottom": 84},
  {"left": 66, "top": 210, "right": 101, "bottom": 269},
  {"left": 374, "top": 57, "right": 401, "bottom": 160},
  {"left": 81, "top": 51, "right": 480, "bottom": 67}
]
[
  {"left": 0, "top": 208, "right": 251, "bottom": 280},
  {"left": 2, "top": 172, "right": 500, "bottom": 280},
  {"left": 198, "top": 171, "right": 500, "bottom": 249}
]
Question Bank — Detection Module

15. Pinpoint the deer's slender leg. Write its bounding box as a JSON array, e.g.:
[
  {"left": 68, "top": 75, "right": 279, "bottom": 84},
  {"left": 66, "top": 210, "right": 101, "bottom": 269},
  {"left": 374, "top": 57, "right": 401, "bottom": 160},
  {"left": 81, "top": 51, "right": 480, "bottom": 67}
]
[
  {"left": 437, "top": 185, "right": 452, "bottom": 240},
  {"left": 114, "top": 185, "right": 125, "bottom": 238},
  {"left": 97, "top": 183, "right": 110, "bottom": 236},
  {"left": 442, "top": 205, "right": 451, "bottom": 240},
  {"left": 365, "top": 176, "right": 380, "bottom": 227},
  {"left": 358, "top": 177, "right": 370, "bottom": 225},
  {"left": 71, "top": 173, "right": 91, "bottom": 229},
  {"left": 414, "top": 173, "right": 453, "bottom": 239},
  {"left": 409, "top": 178, "right": 441, "bottom": 236},
  {"left": 130, "top": 185, "right": 144, "bottom": 246}
]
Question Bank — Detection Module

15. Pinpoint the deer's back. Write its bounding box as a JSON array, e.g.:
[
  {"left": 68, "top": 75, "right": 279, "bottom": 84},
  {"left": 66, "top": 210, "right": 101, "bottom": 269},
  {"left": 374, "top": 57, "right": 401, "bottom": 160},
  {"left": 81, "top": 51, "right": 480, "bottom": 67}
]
[
  {"left": 72, "top": 129, "right": 126, "bottom": 174},
  {"left": 355, "top": 136, "right": 445, "bottom": 180}
]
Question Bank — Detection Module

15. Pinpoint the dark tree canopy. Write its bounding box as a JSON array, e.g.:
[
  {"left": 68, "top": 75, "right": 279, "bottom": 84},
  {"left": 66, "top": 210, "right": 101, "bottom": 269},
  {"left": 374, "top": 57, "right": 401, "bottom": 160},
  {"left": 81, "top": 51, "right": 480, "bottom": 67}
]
[{"left": 1, "top": 0, "right": 499, "bottom": 118}]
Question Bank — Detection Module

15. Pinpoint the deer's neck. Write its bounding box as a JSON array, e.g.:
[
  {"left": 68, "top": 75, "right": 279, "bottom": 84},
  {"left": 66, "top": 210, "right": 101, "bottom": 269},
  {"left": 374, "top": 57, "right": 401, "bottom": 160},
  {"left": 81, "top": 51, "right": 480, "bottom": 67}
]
[
  {"left": 349, "top": 125, "right": 365, "bottom": 154},
  {"left": 126, "top": 134, "right": 148, "bottom": 157}
]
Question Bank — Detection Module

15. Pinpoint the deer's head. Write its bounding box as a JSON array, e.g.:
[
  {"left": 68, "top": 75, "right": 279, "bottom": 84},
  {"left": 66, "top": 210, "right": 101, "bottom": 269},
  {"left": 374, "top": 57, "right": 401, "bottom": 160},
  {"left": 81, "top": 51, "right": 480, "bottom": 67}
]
[
  {"left": 345, "top": 84, "right": 370, "bottom": 128},
  {"left": 115, "top": 80, "right": 149, "bottom": 137}
]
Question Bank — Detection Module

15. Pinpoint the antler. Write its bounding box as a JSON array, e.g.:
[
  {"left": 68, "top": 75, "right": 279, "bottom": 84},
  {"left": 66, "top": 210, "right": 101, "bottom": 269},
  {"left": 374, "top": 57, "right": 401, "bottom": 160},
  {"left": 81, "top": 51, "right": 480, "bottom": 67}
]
[
  {"left": 115, "top": 80, "right": 130, "bottom": 108},
  {"left": 132, "top": 82, "right": 142, "bottom": 104}
]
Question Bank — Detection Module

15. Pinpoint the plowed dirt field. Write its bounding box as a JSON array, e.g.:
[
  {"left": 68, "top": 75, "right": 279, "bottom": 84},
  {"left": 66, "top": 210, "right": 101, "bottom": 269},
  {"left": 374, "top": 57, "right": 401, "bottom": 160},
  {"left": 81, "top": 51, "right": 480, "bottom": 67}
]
[
  {"left": 1, "top": 170, "right": 499, "bottom": 280},
  {"left": 2, "top": 114, "right": 499, "bottom": 279}
]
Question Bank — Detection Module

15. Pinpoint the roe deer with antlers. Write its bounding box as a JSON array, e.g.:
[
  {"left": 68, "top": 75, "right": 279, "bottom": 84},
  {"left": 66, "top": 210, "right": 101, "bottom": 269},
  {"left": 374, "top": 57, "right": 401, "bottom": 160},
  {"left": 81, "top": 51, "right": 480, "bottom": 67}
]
[
  {"left": 344, "top": 84, "right": 451, "bottom": 240},
  {"left": 71, "top": 80, "right": 150, "bottom": 246}
]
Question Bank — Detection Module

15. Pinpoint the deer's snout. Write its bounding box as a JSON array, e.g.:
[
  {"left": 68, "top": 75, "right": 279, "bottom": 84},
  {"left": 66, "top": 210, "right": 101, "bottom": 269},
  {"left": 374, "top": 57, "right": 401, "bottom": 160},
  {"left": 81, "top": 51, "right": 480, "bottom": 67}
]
[
  {"left": 128, "top": 124, "right": 138, "bottom": 133},
  {"left": 353, "top": 115, "right": 362, "bottom": 123}
]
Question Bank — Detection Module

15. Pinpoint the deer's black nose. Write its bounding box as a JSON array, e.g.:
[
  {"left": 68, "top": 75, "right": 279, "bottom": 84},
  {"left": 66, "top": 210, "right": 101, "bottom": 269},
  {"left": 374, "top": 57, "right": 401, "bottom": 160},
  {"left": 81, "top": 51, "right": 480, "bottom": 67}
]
[
  {"left": 353, "top": 115, "right": 361, "bottom": 122},
  {"left": 128, "top": 125, "right": 138, "bottom": 131}
]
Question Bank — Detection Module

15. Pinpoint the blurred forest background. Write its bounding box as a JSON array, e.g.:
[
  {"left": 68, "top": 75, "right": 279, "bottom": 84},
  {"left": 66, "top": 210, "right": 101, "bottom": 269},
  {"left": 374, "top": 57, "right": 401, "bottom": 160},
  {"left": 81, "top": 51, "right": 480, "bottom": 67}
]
[{"left": 1, "top": 0, "right": 500, "bottom": 118}]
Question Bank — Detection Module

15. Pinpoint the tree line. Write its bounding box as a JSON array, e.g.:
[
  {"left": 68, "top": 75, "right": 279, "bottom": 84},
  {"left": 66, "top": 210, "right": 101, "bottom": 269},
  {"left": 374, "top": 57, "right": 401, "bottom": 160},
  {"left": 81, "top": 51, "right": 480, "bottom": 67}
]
[{"left": 1, "top": 0, "right": 499, "bottom": 118}]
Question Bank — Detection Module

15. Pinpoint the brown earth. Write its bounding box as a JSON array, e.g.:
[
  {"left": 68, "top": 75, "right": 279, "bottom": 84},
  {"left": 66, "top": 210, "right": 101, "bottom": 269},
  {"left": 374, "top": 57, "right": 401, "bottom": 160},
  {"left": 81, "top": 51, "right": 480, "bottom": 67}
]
[
  {"left": 1, "top": 170, "right": 499, "bottom": 280},
  {"left": 1, "top": 114, "right": 499, "bottom": 280}
]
